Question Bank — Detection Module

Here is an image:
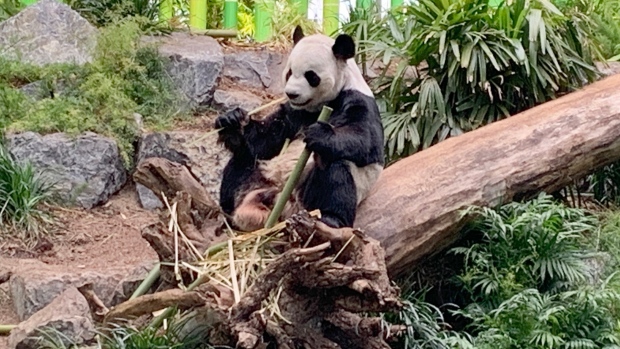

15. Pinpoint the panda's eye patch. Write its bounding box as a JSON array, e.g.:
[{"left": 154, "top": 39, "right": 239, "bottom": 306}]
[
  {"left": 285, "top": 69, "right": 292, "bottom": 81},
  {"left": 304, "top": 70, "right": 321, "bottom": 87}
]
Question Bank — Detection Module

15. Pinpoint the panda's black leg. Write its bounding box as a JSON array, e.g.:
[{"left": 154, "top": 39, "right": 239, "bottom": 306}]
[
  {"left": 299, "top": 160, "right": 357, "bottom": 228},
  {"left": 219, "top": 155, "right": 255, "bottom": 215}
]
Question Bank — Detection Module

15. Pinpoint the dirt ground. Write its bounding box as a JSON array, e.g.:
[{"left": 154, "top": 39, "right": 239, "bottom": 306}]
[{"left": 0, "top": 183, "right": 161, "bottom": 348}]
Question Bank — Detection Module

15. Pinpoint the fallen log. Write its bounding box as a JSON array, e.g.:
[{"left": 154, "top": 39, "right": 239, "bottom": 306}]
[{"left": 356, "top": 73, "right": 620, "bottom": 277}]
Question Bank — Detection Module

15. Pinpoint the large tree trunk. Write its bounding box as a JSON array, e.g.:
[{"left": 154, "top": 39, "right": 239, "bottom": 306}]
[{"left": 355, "top": 74, "right": 620, "bottom": 277}]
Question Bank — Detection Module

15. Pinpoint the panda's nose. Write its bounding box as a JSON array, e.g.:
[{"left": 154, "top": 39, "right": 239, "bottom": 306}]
[{"left": 286, "top": 92, "right": 299, "bottom": 100}]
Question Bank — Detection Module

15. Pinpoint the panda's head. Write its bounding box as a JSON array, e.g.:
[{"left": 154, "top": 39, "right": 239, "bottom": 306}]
[{"left": 282, "top": 26, "right": 364, "bottom": 112}]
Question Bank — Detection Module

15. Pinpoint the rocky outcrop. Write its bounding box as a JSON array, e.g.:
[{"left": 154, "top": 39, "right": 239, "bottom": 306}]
[
  {"left": 9, "top": 263, "right": 145, "bottom": 321},
  {"left": 212, "top": 89, "right": 262, "bottom": 113},
  {"left": 143, "top": 33, "right": 224, "bottom": 108},
  {"left": 0, "top": 0, "right": 97, "bottom": 66},
  {"left": 223, "top": 50, "right": 287, "bottom": 94},
  {"left": 6, "top": 132, "right": 127, "bottom": 209},
  {"left": 135, "top": 131, "right": 231, "bottom": 209},
  {"left": 7, "top": 287, "right": 96, "bottom": 349}
]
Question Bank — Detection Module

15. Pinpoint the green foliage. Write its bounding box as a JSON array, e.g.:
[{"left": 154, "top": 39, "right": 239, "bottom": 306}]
[
  {"left": 342, "top": 0, "right": 602, "bottom": 164},
  {"left": 453, "top": 194, "right": 596, "bottom": 309},
  {"left": 555, "top": 0, "right": 620, "bottom": 59},
  {"left": 456, "top": 283, "right": 620, "bottom": 349},
  {"left": 389, "top": 194, "right": 620, "bottom": 349},
  {"left": 35, "top": 314, "right": 217, "bottom": 349},
  {"left": 0, "top": 19, "right": 184, "bottom": 167},
  {"left": 64, "top": 0, "right": 179, "bottom": 34},
  {"left": 100, "top": 323, "right": 213, "bottom": 349},
  {"left": 0, "top": 140, "right": 54, "bottom": 243},
  {"left": 0, "top": 0, "right": 24, "bottom": 22}
]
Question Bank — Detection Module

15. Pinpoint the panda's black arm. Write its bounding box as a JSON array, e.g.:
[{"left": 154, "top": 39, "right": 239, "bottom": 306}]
[
  {"left": 217, "top": 105, "right": 297, "bottom": 160},
  {"left": 304, "top": 106, "right": 384, "bottom": 165}
]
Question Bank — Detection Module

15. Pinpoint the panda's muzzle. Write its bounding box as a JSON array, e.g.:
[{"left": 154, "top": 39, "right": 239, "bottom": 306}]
[{"left": 290, "top": 99, "right": 312, "bottom": 107}]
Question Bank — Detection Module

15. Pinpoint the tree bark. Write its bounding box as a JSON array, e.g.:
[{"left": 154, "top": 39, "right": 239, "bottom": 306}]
[{"left": 355, "top": 74, "right": 620, "bottom": 277}]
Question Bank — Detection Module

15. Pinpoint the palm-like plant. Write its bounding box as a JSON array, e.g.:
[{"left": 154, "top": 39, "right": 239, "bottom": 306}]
[
  {"left": 452, "top": 194, "right": 596, "bottom": 309},
  {"left": 343, "top": 0, "right": 602, "bottom": 164}
]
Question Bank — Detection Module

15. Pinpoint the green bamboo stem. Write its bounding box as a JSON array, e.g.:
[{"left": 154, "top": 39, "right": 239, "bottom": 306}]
[
  {"left": 159, "top": 0, "right": 173, "bottom": 21},
  {"left": 322, "top": 0, "right": 340, "bottom": 36},
  {"left": 129, "top": 263, "right": 161, "bottom": 300},
  {"left": 189, "top": 0, "right": 207, "bottom": 30},
  {"left": 264, "top": 106, "right": 334, "bottom": 229},
  {"left": 224, "top": 0, "right": 238, "bottom": 29},
  {"left": 0, "top": 325, "right": 16, "bottom": 336},
  {"left": 254, "top": 0, "right": 274, "bottom": 42}
]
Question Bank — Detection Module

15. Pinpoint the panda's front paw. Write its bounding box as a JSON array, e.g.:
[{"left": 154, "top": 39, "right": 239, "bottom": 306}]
[
  {"left": 304, "top": 121, "right": 334, "bottom": 153},
  {"left": 214, "top": 107, "right": 248, "bottom": 131}
]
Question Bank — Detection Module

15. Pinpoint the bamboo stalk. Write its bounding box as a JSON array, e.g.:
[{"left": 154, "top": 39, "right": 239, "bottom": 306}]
[
  {"left": 130, "top": 263, "right": 161, "bottom": 300},
  {"left": 0, "top": 325, "right": 16, "bottom": 336},
  {"left": 263, "top": 106, "right": 334, "bottom": 228},
  {"left": 190, "top": 29, "right": 239, "bottom": 38}
]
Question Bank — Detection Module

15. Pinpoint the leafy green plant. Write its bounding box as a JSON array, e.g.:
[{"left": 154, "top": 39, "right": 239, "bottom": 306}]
[
  {"left": 0, "top": 0, "right": 24, "bottom": 21},
  {"left": 452, "top": 194, "right": 597, "bottom": 309},
  {"left": 65, "top": 0, "right": 180, "bottom": 34},
  {"left": 0, "top": 140, "right": 54, "bottom": 243},
  {"left": 99, "top": 315, "right": 217, "bottom": 349},
  {"left": 267, "top": 0, "right": 322, "bottom": 43},
  {"left": 343, "top": 0, "right": 602, "bottom": 164},
  {"left": 456, "top": 281, "right": 620, "bottom": 349},
  {"left": 555, "top": 0, "right": 620, "bottom": 60}
]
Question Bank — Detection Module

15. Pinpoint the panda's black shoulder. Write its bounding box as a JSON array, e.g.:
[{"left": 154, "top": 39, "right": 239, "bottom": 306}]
[{"left": 329, "top": 89, "right": 381, "bottom": 123}]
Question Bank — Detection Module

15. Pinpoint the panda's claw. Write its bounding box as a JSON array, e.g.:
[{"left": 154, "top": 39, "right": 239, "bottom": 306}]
[
  {"left": 215, "top": 107, "right": 248, "bottom": 130},
  {"left": 304, "top": 121, "right": 334, "bottom": 152}
]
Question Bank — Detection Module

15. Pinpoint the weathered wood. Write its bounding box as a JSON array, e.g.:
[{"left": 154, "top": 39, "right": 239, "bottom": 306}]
[
  {"left": 356, "top": 74, "right": 620, "bottom": 277},
  {"left": 133, "top": 157, "right": 220, "bottom": 221},
  {"left": 103, "top": 288, "right": 206, "bottom": 324}
]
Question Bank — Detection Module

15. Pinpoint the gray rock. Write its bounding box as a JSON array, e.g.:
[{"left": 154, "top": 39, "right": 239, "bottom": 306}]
[
  {"left": 143, "top": 32, "right": 224, "bottom": 107},
  {"left": 135, "top": 131, "right": 231, "bottom": 209},
  {"left": 6, "top": 132, "right": 127, "bottom": 209},
  {"left": 596, "top": 61, "right": 620, "bottom": 77},
  {"left": 7, "top": 287, "right": 95, "bottom": 349},
  {"left": 212, "top": 89, "right": 262, "bottom": 113},
  {"left": 18, "top": 81, "right": 46, "bottom": 101},
  {"left": 19, "top": 79, "right": 70, "bottom": 101},
  {"left": 136, "top": 183, "right": 163, "bottom": 210},
  {"left": 223, "top": 50, "right": 287, "bottom": 94},
  {"left": 0, "top": 0, "right": 97, "bottom": 66},
  {"left": 110, "top": 262, "right": 154, "bottom": 305},
  {"left": 9, "top": 263, "right": 137, "bottom": 321}
]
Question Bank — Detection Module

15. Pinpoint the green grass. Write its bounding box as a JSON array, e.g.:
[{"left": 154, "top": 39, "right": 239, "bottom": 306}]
[
  {"left": 33, "top": 313, "right": 219, "bottom": 349},
  {"left": 0, "top": 140, "right": 54, "bottom": 244},
  {"left": 0, "top": 18, "right": 186, "bottom": 168}
]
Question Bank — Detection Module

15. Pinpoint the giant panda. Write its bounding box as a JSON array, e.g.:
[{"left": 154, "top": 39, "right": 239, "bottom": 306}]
[{"left": 215, "top": 25, "right": 384, "bottom": 231}]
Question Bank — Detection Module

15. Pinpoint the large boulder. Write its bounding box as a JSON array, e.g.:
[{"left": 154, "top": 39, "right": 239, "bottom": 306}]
[
  {"left": 223, "top": 50, "right": 287, "bottom": 94},
  {"left": 6, "top": 132, "right": 127, "bottom": 209},
  {"left": 212, "top": 89, "right": 263, "bottom": 113},
  {"left": 0, "top": 0, "right": 97, "bottom": 66},
  {"left": 135, "top": 131, "right": 231, "bottom": 209},
  {"left": 143, "top": 33, "right": 224, "bottom": 108},
  {"left": 8, "top": 261, "right": 147, "bottom": 321},
  {"left": 7, "top": 287, "right": 96, "bottom": 349}
]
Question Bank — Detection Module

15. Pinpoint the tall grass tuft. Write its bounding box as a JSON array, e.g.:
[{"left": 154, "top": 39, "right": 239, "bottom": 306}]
[{"left": 0, "top": 140, "right": 54, "bottom": 243}]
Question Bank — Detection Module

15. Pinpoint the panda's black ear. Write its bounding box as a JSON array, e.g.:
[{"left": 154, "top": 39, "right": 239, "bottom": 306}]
[
  {"left": 332, "top": 34, "right": 355, "bottom": 60},
  {"left": 293, "top": 25, "right": 304, "bottom": 46}
]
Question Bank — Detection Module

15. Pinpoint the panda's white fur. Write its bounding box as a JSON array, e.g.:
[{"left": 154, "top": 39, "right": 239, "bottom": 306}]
[
  {"left": 283, "top": 33, "right": 373, "bottom": 112},
  {"left": 227, "top": 30, "right": 383, "bottom": 232}
]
